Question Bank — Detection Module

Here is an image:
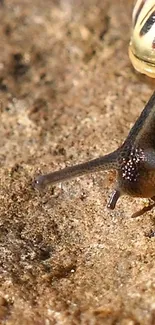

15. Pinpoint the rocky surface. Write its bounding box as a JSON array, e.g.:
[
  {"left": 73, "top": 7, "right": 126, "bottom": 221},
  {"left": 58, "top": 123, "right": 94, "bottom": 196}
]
[{"left": 0, "top": 0, "right": 155, "bottom": 324}]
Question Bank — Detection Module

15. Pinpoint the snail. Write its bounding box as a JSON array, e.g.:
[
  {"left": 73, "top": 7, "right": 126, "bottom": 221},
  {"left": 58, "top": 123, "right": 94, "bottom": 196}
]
[
  {"left": 33, "top": 1, "right": 155, "bottom": 213},
  {"left": 129, "top": 0, "right": 155, "bottom": 78},
  {"left": 34, "top": 91, "right": 155, "bottom": 211}
]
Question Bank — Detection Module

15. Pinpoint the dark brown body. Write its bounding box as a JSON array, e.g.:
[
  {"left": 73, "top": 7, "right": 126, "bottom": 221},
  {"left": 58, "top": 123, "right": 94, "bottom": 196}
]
[
  {"left": 118, "top": 156, "right": 155, "bottom": 198},
  {"left": 34, "top": 91, "right": 155, "bottom": 210},
  {"left": 119, "top": 169, "right": 155, "bottom": 198}
]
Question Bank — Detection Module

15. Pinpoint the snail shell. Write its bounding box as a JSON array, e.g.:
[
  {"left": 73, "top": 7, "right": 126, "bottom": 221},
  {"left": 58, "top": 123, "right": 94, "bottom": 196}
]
[{"left": 129, "top": 0, "right": 155, "bottom": 77}]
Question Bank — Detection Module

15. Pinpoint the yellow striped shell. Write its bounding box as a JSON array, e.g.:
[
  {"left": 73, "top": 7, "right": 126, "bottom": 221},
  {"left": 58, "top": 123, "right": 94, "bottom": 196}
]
[{"left": 129, "top": 0, "right": 155, "bottom": 77}]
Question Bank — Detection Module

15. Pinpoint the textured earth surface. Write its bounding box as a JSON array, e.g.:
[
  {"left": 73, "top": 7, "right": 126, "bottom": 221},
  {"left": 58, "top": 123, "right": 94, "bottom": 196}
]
[{"left": 0, "top": 0, "right": 155, "bottom": 324}]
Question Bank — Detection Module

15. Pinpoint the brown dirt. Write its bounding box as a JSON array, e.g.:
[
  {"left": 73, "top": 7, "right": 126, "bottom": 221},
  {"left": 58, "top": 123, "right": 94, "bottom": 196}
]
[{"left": 0, "top": 0, "right": 155, "bottom": 324}]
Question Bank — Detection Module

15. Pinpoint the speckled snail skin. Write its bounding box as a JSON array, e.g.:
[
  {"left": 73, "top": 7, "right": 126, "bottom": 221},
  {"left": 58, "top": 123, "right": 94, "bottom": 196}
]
[
  {"left": 34, "top": 1, "right": 155, "bottom": 211},
  {"left": 129, "top": 0, "right": 155, "bottom": 77}
]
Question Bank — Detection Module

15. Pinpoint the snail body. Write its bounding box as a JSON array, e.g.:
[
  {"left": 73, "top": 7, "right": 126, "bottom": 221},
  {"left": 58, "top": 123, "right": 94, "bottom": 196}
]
[
  {"left": 34, "top": 92, "right": 155, "bottom": 210},
  {"left": 129, "top": 0, "right": 155, "bottom": 77}
]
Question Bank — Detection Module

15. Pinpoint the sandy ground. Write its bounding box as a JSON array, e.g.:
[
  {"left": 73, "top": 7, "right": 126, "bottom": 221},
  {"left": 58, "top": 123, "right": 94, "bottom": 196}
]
[{"left": 0, "top": 0, "right": 155, "bottom": 324}]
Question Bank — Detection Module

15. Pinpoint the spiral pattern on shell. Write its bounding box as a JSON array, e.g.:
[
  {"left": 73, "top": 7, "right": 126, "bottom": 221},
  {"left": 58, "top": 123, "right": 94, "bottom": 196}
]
[{"left": 129, "top": 0, "right": 155, "bottom": 77}]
